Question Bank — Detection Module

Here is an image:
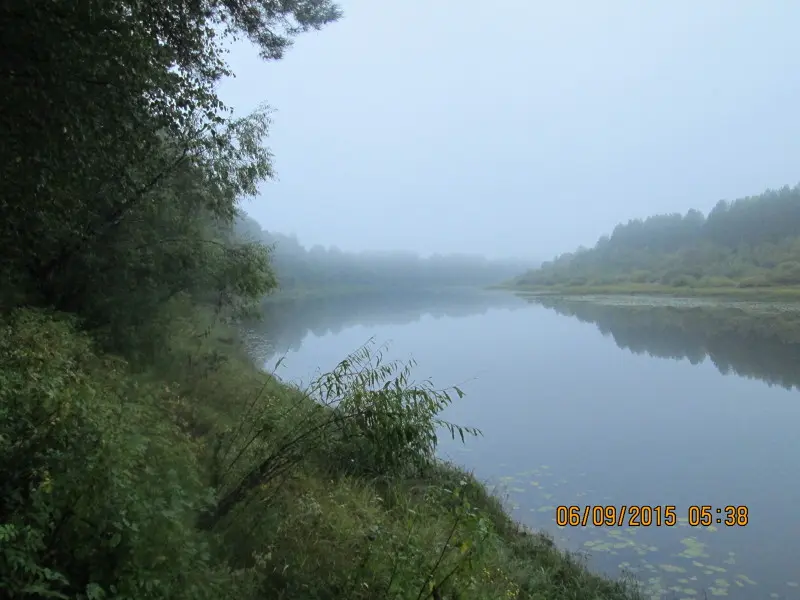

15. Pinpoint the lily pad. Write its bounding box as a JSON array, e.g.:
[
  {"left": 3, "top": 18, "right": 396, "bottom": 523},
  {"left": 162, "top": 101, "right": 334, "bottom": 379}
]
[
  {"left": 708, "top": 587, "right": 728, "bottom": 596},
  {"left": 659, "top": 564, "right": 687, "bottom": 573},
  {"left": 678, "top": 537, "right": 709, "bottom": 559}
]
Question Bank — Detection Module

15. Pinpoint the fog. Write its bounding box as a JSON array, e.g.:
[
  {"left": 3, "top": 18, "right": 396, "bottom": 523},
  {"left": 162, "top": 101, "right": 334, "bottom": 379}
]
[{"left": 217, "top": 0, "right": 800, "bottom": 261}]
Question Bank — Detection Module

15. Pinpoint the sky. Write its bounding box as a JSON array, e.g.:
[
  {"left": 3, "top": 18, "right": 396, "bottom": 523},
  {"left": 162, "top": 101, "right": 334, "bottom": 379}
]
[{"left": 217, "top": 0, "right": 800, "bottom": 260}]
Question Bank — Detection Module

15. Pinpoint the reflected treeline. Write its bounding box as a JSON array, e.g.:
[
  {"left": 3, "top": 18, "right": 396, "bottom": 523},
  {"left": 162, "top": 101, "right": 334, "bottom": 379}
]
[
  {"left": 243, "top": 289, "right": 526, "bottom": 364},
  {"left": 531, "top": 296, "right": 800, "bottom": 390}
]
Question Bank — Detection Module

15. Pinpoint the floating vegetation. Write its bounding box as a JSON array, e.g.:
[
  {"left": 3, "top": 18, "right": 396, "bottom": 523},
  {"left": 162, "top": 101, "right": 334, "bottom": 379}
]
[
  {"left": 678, "top": 537, "right": 710, "bottom": 559},
  {"left": 659, "top": 564, "right": 687, "bottom": 573},
  {"left": 516, "top": 470, "right": 539, "bottom": 477},
  {"left": 496, "top": 468, "right": 762, "bottom": 599},
  {"left": 708, "top": 586, "right": 728, "bottom": 596}
]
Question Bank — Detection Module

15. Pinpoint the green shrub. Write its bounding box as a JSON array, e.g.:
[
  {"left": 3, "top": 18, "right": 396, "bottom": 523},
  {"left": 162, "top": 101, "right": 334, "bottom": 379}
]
[
  {"left": 0, "top": 309, "right": 228, "bottom": 599},
  {"left": 770, "top": 261, "right": 800, "bottom": 285},
  {"left": 311, "top": 342, "right": 480, "bottom": 479}
]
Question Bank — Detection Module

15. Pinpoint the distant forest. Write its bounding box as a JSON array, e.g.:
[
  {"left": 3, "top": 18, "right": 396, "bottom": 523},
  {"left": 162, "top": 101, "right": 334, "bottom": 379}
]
[
  {"left": 235, "top": 213, "right": 534, "bottom": 291},
  {"left": 516, "top": 185, "right": 800, "bottom": 288}
]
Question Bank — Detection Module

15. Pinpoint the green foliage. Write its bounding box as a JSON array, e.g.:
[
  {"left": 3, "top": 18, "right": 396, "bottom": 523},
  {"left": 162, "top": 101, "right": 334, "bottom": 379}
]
[
  {"left": 0, "top": 0, "right": 335, "bottom": 333},
  {"left": 195, "top": 340, "right": 480, "bottom": 532},
  {"left": 0, "top": 310, "right": 229, "bottom": 599},
  {"left": 311, "top": 341, "right": 480, "bottom": 478},
  {"left": 515, "top": 185, "right": 800, "bottom": 291},
  {"left": 220, "top": 473, "right": 496, "bottom": 599}
]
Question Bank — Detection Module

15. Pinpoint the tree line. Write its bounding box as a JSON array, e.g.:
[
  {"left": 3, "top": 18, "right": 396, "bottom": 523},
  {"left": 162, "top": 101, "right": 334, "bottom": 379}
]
[
  {"left": 234, "top": 213, "right": 535, "bottom": 291},
  {"left": 516, "top": 185, "right": 800, "bottom": 288}
]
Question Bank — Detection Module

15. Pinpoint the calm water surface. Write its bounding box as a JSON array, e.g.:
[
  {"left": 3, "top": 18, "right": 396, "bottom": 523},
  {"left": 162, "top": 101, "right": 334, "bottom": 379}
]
[{"left": 247, "top": 290, "right": 800, "bottom": 600}]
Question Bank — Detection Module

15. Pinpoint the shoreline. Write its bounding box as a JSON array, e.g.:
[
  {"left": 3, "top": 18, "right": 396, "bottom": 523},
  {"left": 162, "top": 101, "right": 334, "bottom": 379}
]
[
  {"left": 499, "top": 283, "right": 800, "bottom": 302},
  {"left": 1, "top": 305, "right": 642, "bottom": 599}
]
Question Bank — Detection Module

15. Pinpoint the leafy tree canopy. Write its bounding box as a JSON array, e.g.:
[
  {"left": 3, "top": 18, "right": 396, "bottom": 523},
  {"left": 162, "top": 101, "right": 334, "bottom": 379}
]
[{"left": 1, "top": 0, "right": 340, "bottom": 347}]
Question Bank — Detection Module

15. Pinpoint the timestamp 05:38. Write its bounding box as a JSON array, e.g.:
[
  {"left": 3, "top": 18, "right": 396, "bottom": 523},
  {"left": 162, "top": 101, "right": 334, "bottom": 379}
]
[{"left": 555, "top": 505, "right": 750, "bottom": 527}]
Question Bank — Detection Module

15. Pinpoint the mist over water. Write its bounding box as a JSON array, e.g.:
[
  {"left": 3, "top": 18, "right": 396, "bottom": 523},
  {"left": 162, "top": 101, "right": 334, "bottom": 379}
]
[{"left": 248, "top": 291, "right": 800, "bottom": 600}]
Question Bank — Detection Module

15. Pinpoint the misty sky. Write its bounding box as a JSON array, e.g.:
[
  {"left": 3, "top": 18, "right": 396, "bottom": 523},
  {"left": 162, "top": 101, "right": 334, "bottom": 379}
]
[{"left": 217, "top": 1, "right": 800, "bottom": 260}]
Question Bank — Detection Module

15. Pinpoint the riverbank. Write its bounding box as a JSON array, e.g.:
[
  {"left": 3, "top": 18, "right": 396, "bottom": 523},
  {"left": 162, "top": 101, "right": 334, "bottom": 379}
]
[
  {"left": 1, "top": 307, "right": 641, "bottom": 599},
  {"left": 503, "top": 282, "right": 800, "bottom": 302}
]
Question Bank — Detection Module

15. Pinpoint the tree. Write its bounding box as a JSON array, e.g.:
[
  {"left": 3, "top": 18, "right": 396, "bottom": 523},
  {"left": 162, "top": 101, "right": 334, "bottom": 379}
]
[{"left": 0, "top": 0, "right": 341, "bottom": 339}]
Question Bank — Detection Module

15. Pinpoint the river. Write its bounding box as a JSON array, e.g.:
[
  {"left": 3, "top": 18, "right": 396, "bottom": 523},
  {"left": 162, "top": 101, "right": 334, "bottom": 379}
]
[{"left": 245, "top": 289, "right": 800, "bottom": 600}]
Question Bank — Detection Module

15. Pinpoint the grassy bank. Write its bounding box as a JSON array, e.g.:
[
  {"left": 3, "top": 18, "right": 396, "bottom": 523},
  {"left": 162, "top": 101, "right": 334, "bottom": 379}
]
[
  {"left": 504, "top": 282, "right": 800, "bottom": 301},
  {"left": 1, "top": 305, "right": 641, "bottom": 600}
]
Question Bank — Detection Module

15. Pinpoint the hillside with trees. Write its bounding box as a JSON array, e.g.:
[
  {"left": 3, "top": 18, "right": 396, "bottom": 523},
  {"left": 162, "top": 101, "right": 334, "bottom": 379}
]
[
  {"left": 514, "top": 185, "right": 800, "bottom": 292},
  {"left": 0, "top": 1, "right": 636, "bottom": 599},
  {"left": 234, "top": 213, "right": 534, "bottom": 292}
]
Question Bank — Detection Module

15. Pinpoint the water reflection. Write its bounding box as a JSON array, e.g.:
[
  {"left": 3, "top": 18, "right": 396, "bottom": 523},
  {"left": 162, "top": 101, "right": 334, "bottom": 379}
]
[
  {"left": 243, "top": 288, "right": 527, "bottom": 364},
  {"left": 243, "top": 290, "right": 800, "bottom": 598},
  {"left": 527, "top": 295, "right": 800, "bottom": 390}
]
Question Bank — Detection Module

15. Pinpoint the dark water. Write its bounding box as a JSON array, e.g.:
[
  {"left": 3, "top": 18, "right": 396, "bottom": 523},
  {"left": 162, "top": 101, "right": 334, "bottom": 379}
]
[{"left": 246, "top": 290, "right": 800, "bottom": 600}]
